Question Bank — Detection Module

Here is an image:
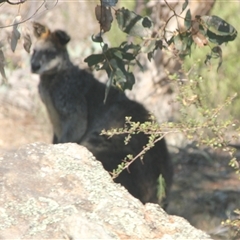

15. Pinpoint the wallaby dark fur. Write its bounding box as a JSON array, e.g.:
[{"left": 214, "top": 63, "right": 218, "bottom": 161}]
[{"left": 31, "top": 22, "right": 173, "bottom": 206}]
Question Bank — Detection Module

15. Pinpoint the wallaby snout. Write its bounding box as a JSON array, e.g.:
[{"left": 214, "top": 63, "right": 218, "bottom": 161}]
[
  {"left": 31, "top": 63, "right": 40, "bottom": 73},
  {"left": 31, "top": 53, "right": 41, "bottom": 73}
]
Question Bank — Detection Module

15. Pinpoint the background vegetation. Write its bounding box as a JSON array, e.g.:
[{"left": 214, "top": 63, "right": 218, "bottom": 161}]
[
  {"left": 183, "top": 2, "right": 240, "bottom": 119},
  {"left": 0, "top": 0, "right": 239, "bottom": 238}
]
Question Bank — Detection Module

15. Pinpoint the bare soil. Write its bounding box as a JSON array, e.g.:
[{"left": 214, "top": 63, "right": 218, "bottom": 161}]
[{"left": 168, "top": 145, "right": 240, "bottom": 239}]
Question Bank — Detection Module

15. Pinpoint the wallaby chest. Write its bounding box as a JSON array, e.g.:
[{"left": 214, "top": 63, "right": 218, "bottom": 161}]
[{"left": 39, "top": 77, "right": 62, "bottom": 139}]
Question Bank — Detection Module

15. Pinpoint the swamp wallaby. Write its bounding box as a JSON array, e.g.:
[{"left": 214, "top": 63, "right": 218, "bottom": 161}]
[{"left": 31, "top": 22, "right": 173, "bottom": 206}]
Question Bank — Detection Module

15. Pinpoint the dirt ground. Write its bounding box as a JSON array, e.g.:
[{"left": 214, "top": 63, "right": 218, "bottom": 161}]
[
  {"left": 0, "top": 95, "right": 239, "bottom": 240},
  {"left": 168, "top": 145, "right": 240, "bottom": 239}
]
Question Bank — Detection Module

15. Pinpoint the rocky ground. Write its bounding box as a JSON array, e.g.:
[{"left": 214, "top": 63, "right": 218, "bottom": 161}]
[{"left": 0, "top": 142, "right": 213, "bottom": 239}]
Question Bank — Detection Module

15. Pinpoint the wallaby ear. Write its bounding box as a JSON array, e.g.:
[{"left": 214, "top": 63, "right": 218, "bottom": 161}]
[
  {"left": 53, "top": 30, "right": 71, "bottom": 46},
  {"left": 32, "top": 22, "right": 51, "bottom": 39}
]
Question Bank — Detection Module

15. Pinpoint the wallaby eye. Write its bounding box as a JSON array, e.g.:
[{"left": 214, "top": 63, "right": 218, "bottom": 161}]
[
  {"left": 47, "top": 49, "right": 56, "bottom": 53},
  {"left": 45, "top": 49, "right": 57, "bottom": 58}
]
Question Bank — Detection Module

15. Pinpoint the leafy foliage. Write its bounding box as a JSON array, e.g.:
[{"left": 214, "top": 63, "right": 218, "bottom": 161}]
[
  {"left": 204, "top": 45, "right": 222, "bottom": 71},
  {"left": 91, "top": 0, "right": 239, "bottom": 163},
  {"left": 84, "top": 40, "right": 142, "bottom": 100},
  {"left": 101, "top": 115, "right": 168, "bottom": 179},
  {"left": 222, "top": 209, "right": 240, "bottom": 238},
  {"left": 0, "top": 0, "right": 237, "bottom": 87},
  {"left": 182, "top": 1, "right": 240, "bottom": 120},
  {"left": 115, "top": 8, "right": 153, "bottom": 38},
  {"left": 84, "top": 0, "right": 237, "bottom": 96}
]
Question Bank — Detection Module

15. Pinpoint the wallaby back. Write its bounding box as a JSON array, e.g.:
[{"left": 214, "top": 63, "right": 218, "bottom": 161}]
[{"left": 31, "top": 22, "right": 173, "bottom": 206}]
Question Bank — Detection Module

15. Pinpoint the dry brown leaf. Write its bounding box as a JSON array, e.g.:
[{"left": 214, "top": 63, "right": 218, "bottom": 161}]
[
  {"left": 0, "top": 49, "right": 7, "bottom": 84},
  {"left": 11, "top": 15, "right": 21, "bottom": 52},
  {"left": 191, "top": 20, "right": 200, "bottom": 35},
  {"left": 22, "top": 26, "right": 32, "bottom": 53},
  {"left": 95, "top": 5, "right": 113, "bottom": 33},
  {"left": 192, "top": 32, "right": 208, "bottom": 47},
  {"left": 191, "top": 20, "right": 208, "bottom": 47}
]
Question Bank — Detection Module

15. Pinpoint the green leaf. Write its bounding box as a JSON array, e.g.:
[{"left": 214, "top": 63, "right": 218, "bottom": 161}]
[
  {"left": 135, "top": 59, "right": 144, "bottom": 71},
  {"left": 147, "top": 51, "right": 153, "bottom": 62},
  {"left": 101, "top": 0, "right": 118, "bottom": 7},
  {"left": 146, "top": 40, "right": 162, "bottom": 61},
  {"left": 141, "top": 39, "right": 157, "bottom": 53},
  {"left": 157, "top": 174, "right": 166, "bottom": 201},
  {"left": 104, "top": 70, "right": 114, "bottom": 104},
  {"left": 107, "top": 57, "right": 136, "bottom": 90},
  {"left": 115, "top": 68, "right": 126, "bottom": 82},
  {"left": 121, "top": 52, "right": 135, "bottom": 61},
  {"left": 196, "top": 15, "right": 238, "bottom": 45},
  {"left": 102, "top": 43, "right": 108, "bottom": 52},
  {"left": 204, "top": 46, "right": 223, "bottom": 71},
  {"left": 212, "top": 46, "right": 223, "bottom": 71},
  {"left": 109, "top": 58, "right": 119, "bottom": 70},
  {"left": 110, "top": 47, "right": 136, "bottom": 61},
  {"left": 198, "top": 15, "right": 237, "bottom": 44},
  {"left": 207, "top": 29, "right": 237, "bottom": 45},
  {"left": 172, "top": 32, "right": 193, "bottom": 58},
  {"left": 91, "top": 34, "right": 103, "bottom": 43},
  {"left": 125, "top": 72, "right": 135, "bottom": 90},
  {"left": 200, "top": 15, "right": 237, "bottom": 37},
  {"left": 121, "top": 42, "right": 141, "bottom": 54},
  {"left": 116, "top": 8, "right": 153, "bottom": 38},
  {"left": 142, "top": 17, "right": 152, "bottom": 28},
  {"left": 84, "top": 54, "right": 104, "bottom": 67},
  {"left": 184, "top": 9, "right": 192, "bottom": 29},
  {"left": 181, "top": 0, "right": 188, "bottom": 13},
  {"left": 117, "top": 71, "right": 134, "bottom": 90},
  {"left": 0, "top": 49, "right": 7, "bottom": 84},
  {"left": 112, "top": 49, "right": 123, "bottom": 59}
]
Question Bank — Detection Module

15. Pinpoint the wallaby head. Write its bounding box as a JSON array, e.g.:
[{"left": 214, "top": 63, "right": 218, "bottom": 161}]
[{"left": 31, "top": 22, "right": 71, "bottom": 75}]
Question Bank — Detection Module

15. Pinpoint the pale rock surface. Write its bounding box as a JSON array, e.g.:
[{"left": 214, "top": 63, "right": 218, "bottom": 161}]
[{"left": 0, "top": 143, "right": 212, "bottom": 239}]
